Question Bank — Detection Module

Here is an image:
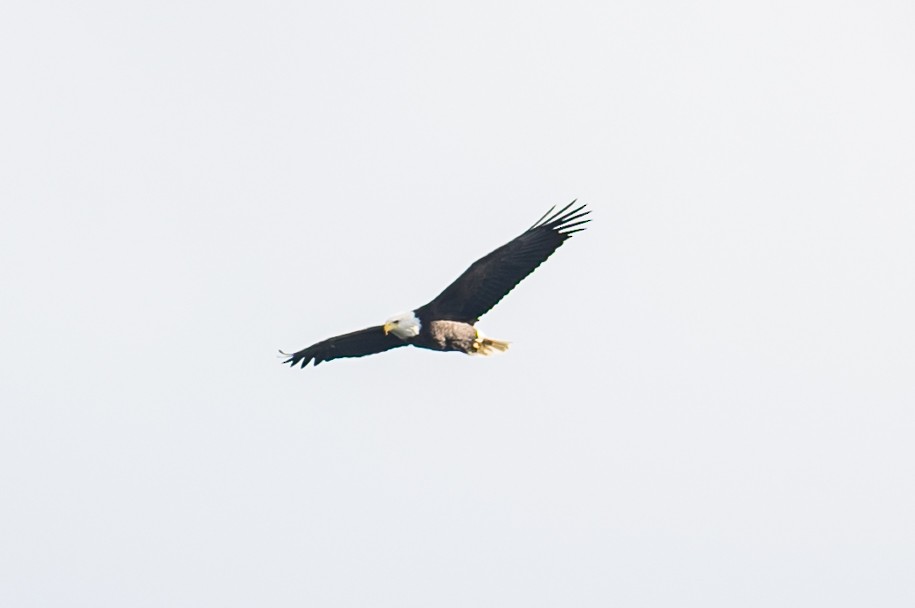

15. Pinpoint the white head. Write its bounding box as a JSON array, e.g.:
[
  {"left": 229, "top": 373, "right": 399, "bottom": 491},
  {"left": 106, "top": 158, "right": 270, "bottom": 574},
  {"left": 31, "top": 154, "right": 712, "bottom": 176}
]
[{"left": 383, "top": 311, "right": 422, "bottom": 339}]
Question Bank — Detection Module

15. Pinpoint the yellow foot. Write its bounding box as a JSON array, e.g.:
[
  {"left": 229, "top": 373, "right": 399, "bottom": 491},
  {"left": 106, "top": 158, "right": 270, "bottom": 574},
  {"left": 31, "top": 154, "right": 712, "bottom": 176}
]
[{"left": 471, "top": 329, "right": 510, "bottom": 356}]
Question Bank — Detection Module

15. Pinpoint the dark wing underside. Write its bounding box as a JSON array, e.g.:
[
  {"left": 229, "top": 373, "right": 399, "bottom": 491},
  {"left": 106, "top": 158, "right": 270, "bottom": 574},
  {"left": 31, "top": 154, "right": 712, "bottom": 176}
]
[
  {"left": 416, "top": 201, "right": 590, "bottom": 323},
  {"left": 281, "top": 325, "right": 407, "bottom": 368}
]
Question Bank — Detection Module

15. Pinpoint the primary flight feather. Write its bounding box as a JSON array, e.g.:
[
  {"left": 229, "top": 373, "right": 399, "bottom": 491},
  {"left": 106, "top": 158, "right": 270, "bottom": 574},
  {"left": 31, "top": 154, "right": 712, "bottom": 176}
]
[{"left": 281, "top": 201, "right": 590, "bottom": 368}]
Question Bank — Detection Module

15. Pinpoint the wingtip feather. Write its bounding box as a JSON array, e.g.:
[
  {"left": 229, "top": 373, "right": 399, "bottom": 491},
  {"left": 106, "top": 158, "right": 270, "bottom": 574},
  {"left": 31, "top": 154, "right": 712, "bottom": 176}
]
[
  {"left": 542, "top": 200, "right": 576, "bottom": 226},
  {"left": 530, "top": 200, "right": 587, "bottom": 231},
  {"left": 557, "top": 218, "right": 591, "bottom": 233},
  {"left": 529, "top": 205, "right": 557, "bottom": 230},
  {"left": 534, "top": 201, "right": 591, "bottom": 235}
]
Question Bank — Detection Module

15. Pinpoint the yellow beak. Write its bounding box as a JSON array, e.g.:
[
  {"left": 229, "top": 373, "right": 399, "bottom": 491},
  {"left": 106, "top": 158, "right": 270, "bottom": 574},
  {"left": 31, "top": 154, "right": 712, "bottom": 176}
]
[{"left": 383, "top": 322, "right": 393, "bottom": 335}]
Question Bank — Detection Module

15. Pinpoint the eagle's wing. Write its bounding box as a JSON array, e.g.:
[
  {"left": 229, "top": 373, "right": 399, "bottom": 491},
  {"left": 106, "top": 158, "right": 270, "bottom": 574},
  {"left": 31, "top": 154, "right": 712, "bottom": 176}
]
[
  {"left": 282, "top": 325, "right": 407, "bottom": 368},
  {"left": 417, "top": 201, "right": 590, "bottom": 323}
]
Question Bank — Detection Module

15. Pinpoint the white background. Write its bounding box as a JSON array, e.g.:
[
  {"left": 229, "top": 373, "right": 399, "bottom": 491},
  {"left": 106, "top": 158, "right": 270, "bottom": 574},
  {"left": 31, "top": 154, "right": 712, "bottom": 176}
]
[{"left": 2, "top": 1, "right": 913, "bottom": 606}]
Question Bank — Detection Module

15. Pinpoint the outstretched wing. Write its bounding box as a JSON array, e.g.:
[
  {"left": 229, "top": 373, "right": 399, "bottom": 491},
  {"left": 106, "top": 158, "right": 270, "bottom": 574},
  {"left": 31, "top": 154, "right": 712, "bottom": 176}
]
[
  {"left": 417, "top": 201, "right": 590, "bottom": 323},
  {"left": 281, "top": 325, "right": 407, "bottom": 368}
]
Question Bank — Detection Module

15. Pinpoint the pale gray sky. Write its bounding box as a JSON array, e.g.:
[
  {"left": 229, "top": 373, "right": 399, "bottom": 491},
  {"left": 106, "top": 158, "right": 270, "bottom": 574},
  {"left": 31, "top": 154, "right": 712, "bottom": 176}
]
[{"left": 2, "top": 1, "right": 914, "bottom": 606}]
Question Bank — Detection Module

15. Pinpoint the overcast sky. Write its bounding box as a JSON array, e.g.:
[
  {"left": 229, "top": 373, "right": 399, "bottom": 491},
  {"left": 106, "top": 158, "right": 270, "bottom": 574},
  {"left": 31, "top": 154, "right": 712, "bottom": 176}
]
[{"left": 2, "top": 1, "right": 914, "bottom": 606}]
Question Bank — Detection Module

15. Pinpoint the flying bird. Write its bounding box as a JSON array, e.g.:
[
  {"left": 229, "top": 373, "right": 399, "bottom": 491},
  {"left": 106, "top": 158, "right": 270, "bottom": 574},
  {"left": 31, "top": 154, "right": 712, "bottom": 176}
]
[{"left": 281, "top": 201, "right": 590, "bottom": 368}]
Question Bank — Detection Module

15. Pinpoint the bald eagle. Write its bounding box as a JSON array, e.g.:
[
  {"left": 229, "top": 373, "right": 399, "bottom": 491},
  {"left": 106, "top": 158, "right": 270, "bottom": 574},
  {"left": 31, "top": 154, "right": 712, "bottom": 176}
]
[{"left": 282, "top": 201, "right": 590, "bottom": 368}]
